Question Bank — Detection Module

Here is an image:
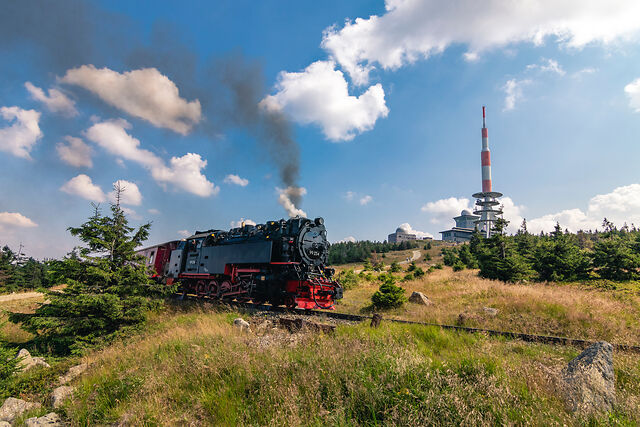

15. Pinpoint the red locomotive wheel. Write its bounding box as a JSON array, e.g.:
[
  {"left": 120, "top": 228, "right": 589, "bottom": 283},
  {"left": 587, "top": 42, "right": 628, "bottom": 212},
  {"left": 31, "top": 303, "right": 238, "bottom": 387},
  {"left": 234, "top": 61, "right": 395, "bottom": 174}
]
[
  {"left": 196, "top": 281, "right": 206, "bottom": 297},
  {"left": 219, "top": 280, "right": 232, "bottom": 299},
  {"left": 207, "top": 280, "right": 218, "bottom": 298},
  {"left": 284, "top": 296, "right": 296, "bottom": 309}
]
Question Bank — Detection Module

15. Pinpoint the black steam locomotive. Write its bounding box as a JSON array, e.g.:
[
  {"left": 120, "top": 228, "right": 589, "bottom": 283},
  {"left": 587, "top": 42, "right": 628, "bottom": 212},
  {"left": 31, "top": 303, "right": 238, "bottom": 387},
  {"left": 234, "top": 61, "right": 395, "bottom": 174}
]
[{"left": 137, "top": 217, "right": 343, "bottom": 309}]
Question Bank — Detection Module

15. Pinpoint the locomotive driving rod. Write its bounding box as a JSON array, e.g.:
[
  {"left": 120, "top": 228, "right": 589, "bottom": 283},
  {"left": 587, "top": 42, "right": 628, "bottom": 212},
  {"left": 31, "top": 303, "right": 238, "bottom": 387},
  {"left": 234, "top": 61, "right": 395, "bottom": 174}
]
[{"left": 177, "top": 294, "right": 640, "bottom": 354}]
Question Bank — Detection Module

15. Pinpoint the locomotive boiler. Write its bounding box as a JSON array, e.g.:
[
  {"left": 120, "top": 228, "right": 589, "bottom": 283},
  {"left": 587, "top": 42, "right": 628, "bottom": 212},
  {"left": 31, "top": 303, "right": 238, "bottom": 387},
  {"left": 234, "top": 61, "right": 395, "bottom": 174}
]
[{"left": 138, "top": 217, "right": 343, "bottom": 309}]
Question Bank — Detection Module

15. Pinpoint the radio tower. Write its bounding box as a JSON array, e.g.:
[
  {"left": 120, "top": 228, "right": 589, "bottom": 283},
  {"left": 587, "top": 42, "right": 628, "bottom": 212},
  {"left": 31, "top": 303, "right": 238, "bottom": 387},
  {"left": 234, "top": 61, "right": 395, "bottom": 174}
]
[{"left": 473, "top": 106, "right": 503, "bottom": 237}]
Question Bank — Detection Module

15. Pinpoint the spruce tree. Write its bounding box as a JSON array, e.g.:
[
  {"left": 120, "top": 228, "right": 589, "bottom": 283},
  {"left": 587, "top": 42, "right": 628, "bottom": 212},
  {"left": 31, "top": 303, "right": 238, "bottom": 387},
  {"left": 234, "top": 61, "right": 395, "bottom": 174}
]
[{"left": 11, "top": 185, "right": 166, "bottom": 355}]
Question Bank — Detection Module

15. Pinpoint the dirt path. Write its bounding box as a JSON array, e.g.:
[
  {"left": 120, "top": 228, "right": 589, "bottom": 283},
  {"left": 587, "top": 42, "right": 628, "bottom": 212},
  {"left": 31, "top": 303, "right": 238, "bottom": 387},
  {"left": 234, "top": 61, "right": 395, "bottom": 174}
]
[
  {"left": 352, "top": 250, "right": 422, "bottom": 273},
  {"left": 399, "top": 250, "right": 421, "bottom": 264},
  {"left": 0, "top": 291, "right": 42, "bottom": 303}
]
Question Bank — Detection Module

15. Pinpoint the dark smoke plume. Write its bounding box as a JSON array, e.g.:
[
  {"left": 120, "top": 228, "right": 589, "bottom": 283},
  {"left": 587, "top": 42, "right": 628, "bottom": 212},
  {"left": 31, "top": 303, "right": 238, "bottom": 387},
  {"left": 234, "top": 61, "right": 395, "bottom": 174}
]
[
  {"left": 0, "top": 2, "right": 303, "bottom": 210},
  {"left": 215, "top": 56, "right": 300, "bottom": 201}
]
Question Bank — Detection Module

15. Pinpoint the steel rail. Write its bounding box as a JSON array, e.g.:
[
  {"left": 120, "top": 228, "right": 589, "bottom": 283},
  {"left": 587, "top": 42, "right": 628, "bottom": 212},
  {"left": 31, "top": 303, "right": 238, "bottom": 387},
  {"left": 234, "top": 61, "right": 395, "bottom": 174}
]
[{"left": 177, "top": 294, "right": 640, "bottom": 354}]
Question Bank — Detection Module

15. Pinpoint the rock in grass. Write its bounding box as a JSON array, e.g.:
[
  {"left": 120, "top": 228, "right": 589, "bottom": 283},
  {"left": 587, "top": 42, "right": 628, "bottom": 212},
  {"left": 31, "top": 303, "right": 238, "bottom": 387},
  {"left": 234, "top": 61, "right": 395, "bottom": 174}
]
[
  {"left": 25, "top": 412, "right": 62, "bottom": 426},
  {"left": 15, "top": 349, "right": 50, "bottom": 373},
  {"left": 562, "top": 341, "right": 615, "bottom": 414},
  {"left": 233, "top": 318, "right": 251, "bottom": 332},
  {"left": 0, "top": 397, "right": 41, "bottom": 423},
  {"left": 51, "top": 386, "right": 74, "bottom": 409},
  {"left": 0, "top": 421, "right": 11, "bottom": 427},
  {"left": 58, "top": 364, "right": 88, "bottom": 385},
  {"left": 483, "top": 307, "right": 499, "bottom": 316},
  {"left": 408, "top": 291, "right": 432, "bottom": 306}
]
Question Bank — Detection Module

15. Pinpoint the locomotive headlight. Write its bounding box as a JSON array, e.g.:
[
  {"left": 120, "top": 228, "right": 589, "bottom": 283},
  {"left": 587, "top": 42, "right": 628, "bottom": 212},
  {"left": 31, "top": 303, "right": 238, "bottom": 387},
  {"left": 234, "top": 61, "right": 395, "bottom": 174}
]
[{"left": 314, "top": 217, "right": 324, "bottom": 226}]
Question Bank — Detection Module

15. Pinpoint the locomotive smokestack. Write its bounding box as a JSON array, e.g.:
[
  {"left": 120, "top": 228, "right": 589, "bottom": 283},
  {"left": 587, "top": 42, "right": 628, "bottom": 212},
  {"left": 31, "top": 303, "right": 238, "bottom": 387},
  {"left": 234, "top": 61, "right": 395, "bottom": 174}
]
[{"left": 481, "top": 106, "right": 492, "bottom": 193}]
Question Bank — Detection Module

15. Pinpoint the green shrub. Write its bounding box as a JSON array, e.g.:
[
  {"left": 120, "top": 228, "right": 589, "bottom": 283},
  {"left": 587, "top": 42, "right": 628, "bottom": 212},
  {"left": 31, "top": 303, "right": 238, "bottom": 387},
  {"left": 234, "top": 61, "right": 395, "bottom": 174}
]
[
  {"left": 414, "top": 267, "right": 425, "bottom": 278},
  {"left": 389, "top": 262, "right": 401, "bottom": 273},
  {"left": 403, "top": 273, "right": 414, "bottom": 281},
  {"left": 442, "top": 248, "right": 458, "bottom": 266},
  {"left": 434, "top": 263, "right": 444, "bottom": 270},
  {"left": 371, "top": 277, "right": 406, "bottom": 309},
  {"left": 0, "top": 341, "right": 18, "bottom": 397},
  {"left": 424, "top": 253, "right": 432, "bottom": 261},
  {"left": 407, "top": 262, "right": 417, "bottom": 272},
  {"left": 373, "top": 261, "right": 385, "bottom": 272},
  {"left": 335, "top": 269, "right": 359, "bottom": 290},
  {"left": 453, "top": 261, "right": 465, "bottom": 272}
]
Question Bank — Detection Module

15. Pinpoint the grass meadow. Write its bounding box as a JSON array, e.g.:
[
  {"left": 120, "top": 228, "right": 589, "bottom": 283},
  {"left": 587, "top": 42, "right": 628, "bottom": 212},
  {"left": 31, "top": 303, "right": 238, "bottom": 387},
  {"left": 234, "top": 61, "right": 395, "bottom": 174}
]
[{"left": 1, "top": 252, "right": 639, "bottom": 426}]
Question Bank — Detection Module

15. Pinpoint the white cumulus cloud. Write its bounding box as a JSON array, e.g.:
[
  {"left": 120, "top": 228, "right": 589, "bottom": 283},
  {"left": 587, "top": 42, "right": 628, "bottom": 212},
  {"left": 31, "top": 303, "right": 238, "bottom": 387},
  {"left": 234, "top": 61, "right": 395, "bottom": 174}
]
[
  {"left": 624, "top": 78, "right": 640, "bottom": 112},
  {"left": 24, "top": 82, "right": 77, "bottom": 117},
  {"left": 85, "top": 119, "right": 217, "bottom": 197},
  {"left": 109, "top": 180, "right": 142, "bottom": 206},
  {"left": 224, "top": 174, "right": 249, "bottom": 187},
  {"left": 277, "top": 186, "right": 307, "bottom": 218},
  {"left": 421, "top": 197, "right": 472, "bottom": 224},
  {"left": 502, "top": 78, "right": 532, "bottom": 111},
  {"left": 56, "top": 136, "right": 92, "bottom": 168},
  {"left": 498, "top": 185, "right": 640, "bottom": 234},
  {"left": 321, "top": 0, "right": 640, "bottom": 85},
  {"left": 61, "top": 65, "right": 201, "bottom": 134},
  {"left": 359, "top": 195, "right": 373, "bottom": 205},
  {"left": 336, "top": 236, "right": 357, "bottom": 243},
  {"left": 396, "top": 223, "right": 433, "bottom": 239},
  {"left": 0, "top": 106, "right": 42, "bottom": 159},
  {"left": 121, "top": 206, "right": 142, "bottom": 220},
  {"left": 0, "top": 212, "right": 38, "bottom": 229},
  {"left": 261, "top": 60, "right": 388, "bottom": 141},
  {"left": 60, "top": 174, "right": 106, "bottom": 202},
  {"left": 148, "top": 208, "right": 161, "bottom": 215}
]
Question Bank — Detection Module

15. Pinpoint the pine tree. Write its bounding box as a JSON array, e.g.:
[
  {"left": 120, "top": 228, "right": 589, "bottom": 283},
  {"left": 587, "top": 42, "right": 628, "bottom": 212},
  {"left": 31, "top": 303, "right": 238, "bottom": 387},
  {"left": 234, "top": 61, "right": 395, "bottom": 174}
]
[
  {"left": 11, "top": 185, "right": 167, "bottom": 355},
  {"left": 471, "top": 218, "right": 534, "bottom": 282},
  {"left": 371, "top": 276, "right": 406, "bottom": 309}
]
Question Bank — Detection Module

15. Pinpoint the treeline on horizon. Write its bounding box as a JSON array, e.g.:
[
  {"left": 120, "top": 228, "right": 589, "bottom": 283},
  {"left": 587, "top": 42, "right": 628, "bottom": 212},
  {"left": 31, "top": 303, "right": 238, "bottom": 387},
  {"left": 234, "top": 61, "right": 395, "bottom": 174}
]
[
  {"left": 443, "top": 218, "right": 640, "bottom": 283},
  {"left": 328, "top": 239, "right": 423, "bottom": 265},
  {"left": 0, "top": 246, "right": 52, "bottom": 293}
]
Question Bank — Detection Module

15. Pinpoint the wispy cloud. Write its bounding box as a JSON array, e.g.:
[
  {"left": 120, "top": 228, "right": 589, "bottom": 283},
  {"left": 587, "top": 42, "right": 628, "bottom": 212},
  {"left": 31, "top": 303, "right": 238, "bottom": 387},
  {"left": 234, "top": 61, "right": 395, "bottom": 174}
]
[{"left": 502, "top": 79, "right": 532, "bottom": 111}]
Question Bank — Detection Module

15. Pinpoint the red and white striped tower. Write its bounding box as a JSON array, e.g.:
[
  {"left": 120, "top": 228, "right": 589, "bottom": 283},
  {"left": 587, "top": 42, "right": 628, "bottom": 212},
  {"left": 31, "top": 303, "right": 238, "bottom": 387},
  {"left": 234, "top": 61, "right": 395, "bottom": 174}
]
[
  {"left": 481, "top": 106, "right": 491, "bottom": 192},
  {"left": 473, "top": 106, "right": 503, "bottom": 238}
]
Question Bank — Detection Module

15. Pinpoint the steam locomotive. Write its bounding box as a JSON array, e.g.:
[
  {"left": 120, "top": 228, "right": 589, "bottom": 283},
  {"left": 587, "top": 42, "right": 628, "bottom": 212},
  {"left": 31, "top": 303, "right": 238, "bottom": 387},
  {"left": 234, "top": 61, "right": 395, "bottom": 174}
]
[{"left": 136, "top": 217, "right": 343, "bottom": 309}]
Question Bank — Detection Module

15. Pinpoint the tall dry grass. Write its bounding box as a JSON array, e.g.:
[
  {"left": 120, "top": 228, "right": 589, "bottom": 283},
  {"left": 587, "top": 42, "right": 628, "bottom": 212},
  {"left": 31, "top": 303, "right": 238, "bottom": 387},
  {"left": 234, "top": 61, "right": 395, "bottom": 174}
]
[
  {"left": 337, "top": 267, "right": 640, "bottom": 345},
  {"left": 62, "top": 308, "right": 640, "bottom": 426}
]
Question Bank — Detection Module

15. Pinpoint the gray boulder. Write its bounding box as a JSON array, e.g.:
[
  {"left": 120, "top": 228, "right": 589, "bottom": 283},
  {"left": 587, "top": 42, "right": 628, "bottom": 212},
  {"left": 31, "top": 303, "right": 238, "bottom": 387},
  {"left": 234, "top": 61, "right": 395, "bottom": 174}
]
[
  {"left": 51, "top": 386, "right": 74, "bottom": 409},
  {"left": 408, "top": 291, "right": 432, "bottom": 306},
  {"left": 16, "top": 349, "right": 50, "bottom": 373},
  {"left": 562, "top": 341, "right": 615, "bottom": 414},
  {"left": 233, "top": 318, "right": 251, "bottom": 332},
  {"left": 25, "top": 412, "right": 62, "bottom": 427},
  {"left": 0, "top": 397, "right": 42, "bottom": 423},
  {"left": 0, "top": 421, "right": 11, "bottom": 427},
  {"left": 58, "top": 363, "right": 88, "bottom": 385},
  {"left": 483, "top": 307, "right": 499, "bottom": 316}
]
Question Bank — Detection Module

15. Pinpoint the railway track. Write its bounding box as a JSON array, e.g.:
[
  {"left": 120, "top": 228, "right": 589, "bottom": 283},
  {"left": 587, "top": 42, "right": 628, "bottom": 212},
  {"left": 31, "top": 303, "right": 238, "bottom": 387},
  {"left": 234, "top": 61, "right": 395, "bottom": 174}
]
[{"left": 178, "top": 294, "right": 640, "bottom": 354}]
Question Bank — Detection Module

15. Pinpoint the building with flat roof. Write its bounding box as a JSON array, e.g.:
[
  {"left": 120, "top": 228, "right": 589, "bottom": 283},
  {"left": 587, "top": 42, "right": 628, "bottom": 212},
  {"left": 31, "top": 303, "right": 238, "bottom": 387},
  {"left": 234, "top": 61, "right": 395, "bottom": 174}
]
[{"left": 440, "top": 210, "right": 480, "bottom": 243}]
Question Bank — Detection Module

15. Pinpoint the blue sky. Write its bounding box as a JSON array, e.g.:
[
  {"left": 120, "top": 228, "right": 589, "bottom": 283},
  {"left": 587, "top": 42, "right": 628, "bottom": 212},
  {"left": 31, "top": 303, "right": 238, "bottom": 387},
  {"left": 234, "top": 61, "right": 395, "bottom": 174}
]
[{"left": 2, "top": 0, "right": 640, "bottom": 258}]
